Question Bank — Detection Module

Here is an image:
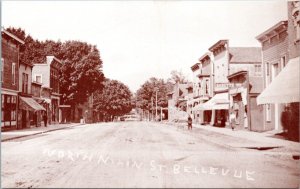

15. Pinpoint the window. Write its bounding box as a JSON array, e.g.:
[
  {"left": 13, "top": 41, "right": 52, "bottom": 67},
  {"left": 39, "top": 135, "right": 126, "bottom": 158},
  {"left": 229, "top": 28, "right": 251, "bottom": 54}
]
[
  {"left": 266, "top": 62, "right": 270, "bottom": 86},
  {"left": 1, "top": 58, "right": 4, "bottom": 83},
  {"left": 12, "top": 63, "right": 16, "bottom": 85},
  {"left": 35, "top": 75, "right": 42, "bottom": 83},
  {"left": 254, "top": 65, "right": 262, "bottom": 76},
  {"left": 266, "top": 104, "right": 271, "bottom": 122},
  {"left": 22, "top": 73, "right": 29, "bottom": 93},
  {"left": 1, "top": 95, "right": 4, "bottom": 123},
  {"left": 205, "top": 79, "right": 210, "bottom": 95},
  {"left": 266, "top": 63, "right": 270, "bottom": 76},
  {"left": 280, "top": 56, "right": 286, "bottom": 70},
  {"left": 292, "top": 2, "right": 300, "bottom": 40}
]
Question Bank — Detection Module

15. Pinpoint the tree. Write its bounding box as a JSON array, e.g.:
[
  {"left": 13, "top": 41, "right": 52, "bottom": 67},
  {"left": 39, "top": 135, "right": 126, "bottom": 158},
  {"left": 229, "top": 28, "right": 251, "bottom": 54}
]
[
  {"left": 93, "top": 79, "right": 133, "bottom": 120},
  {"left": 59, "top": 41, "right": 105, "bottom": 105},
  {"left": 167, "top": 70, "right": 187, "bottom": 84},
  {"left": 6, "top": 27, "right": 105, "bottom": 108},
  {"left": 6, "top": 27, "right": 46, "bottom": 65},
  {"left": 135, "top": 77, "right": 169, "bottom": 115}
]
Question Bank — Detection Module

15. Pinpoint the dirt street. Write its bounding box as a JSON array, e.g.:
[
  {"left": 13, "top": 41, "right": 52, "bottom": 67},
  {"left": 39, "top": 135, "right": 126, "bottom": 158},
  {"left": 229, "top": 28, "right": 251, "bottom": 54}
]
[{"left": 1, "top": 122, "right": 299, "bottom": 188}]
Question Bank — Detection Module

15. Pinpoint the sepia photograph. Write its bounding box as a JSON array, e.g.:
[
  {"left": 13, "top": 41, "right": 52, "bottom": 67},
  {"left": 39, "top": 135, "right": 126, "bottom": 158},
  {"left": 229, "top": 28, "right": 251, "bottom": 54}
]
[{"left": 1, "top": 0, "right": 299, "bottom": 188}]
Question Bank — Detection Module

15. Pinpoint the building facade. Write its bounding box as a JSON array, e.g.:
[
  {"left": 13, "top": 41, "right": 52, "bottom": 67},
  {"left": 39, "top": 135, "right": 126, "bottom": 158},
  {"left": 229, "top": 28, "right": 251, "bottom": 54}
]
[
  {"left": 1, "top": 29, "right": 24, "bottom": 130},
  {"left": 192, "top": 53, "right": 214, "bottom": 124},
  {"left": 32, "top": 55, "right": 62, "bottom": 124},
  {"left": 256, "top": 21, "right": 289, "bottom": 131},
  {"left": 208, "top": 40, "right": 230, "bottom": 127}
]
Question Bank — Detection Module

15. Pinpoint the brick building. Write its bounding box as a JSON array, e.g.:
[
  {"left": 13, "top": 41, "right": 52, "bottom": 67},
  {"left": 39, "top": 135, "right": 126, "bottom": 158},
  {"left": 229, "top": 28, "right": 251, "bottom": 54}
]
[{"left": 1, "top": 29, "right": 23, "bottom": 130}]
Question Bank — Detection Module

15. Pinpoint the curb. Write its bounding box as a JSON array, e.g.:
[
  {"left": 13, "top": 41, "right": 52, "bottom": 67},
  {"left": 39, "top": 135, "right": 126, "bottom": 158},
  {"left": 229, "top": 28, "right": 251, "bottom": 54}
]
[{"left": 1, "top": 123, "right": 84, "bottom": 142}]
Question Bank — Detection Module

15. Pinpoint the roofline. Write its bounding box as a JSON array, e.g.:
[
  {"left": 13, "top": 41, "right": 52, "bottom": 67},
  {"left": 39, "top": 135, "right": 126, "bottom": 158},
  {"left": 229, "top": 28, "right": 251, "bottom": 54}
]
[
  {"left": 191, "top": 63, "right": 200, "bottom": 71},
  {"left": 47, "top": 55, "right": 63, "bottom": 65},
  {"left": 31, "top": 81, "right": 42, "bottom": 86},
  {"left": 208, "top": 40, "right": 228, "bottom": 52},
  {"left": 227, "top": 70, "right": 248, "bottom": 79},
  {"left": 1, "top": 28, "right": 25, "bottom": 44},
  {"left": 198, "top": 52, "right": 211, "bottom": 63},
  {"left": 255, "top": 20, "right": 288, "bottom": 42}
]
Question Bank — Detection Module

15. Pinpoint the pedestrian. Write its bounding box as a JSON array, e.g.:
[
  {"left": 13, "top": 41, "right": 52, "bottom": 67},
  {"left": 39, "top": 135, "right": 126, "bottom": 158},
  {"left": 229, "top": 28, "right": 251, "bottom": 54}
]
[
  {"left": 188, "top": 115, "right": 193, "bottom": 130},
  {"left": 43, "top": 112, "right": 48, "bottom": 127},
  {"left": 230, "top": 111, "right": 236, "bottom": 131}
]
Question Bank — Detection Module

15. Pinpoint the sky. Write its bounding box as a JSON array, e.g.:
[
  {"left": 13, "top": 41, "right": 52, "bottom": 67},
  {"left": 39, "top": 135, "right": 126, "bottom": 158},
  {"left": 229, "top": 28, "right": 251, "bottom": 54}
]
[{"left": 2, "top": 0, "right": 288, "bottom": 92}]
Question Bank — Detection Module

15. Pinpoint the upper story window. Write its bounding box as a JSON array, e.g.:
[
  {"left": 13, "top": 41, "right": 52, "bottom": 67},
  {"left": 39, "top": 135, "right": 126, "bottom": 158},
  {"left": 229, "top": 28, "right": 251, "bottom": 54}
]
[
  {"left": 292, "top": 1, "right": 300, "bottom": 41},
  {"left": 22, "top": 73, "right": 29, "bottom": 94},
  {"left": 254, "top": 64, "right": 262, "bottom": 76},
  {"left": 266, "top": 63, "right": 270, "bottom": 76},
  {"left": 1, "top": 58, "right": 4, "bottom": 83},
  {"left": 35, "top": 74, "right": 42, "bottom": 83},
  {"left": 12, "top": 63, "right": 16, "bottom": 85},
  {"left": 280, "top": 56, "right": 286, "bottom": 70}
]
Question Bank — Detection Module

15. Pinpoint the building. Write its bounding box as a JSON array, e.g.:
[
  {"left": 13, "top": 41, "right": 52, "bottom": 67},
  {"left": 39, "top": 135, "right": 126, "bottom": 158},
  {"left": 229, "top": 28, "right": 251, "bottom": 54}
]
[
  {"left": 32, "top": 55, "right": 62, "bottom": 124},
  {"left": 73, "top": 95, "right": 94, "bottom": 123},
  {"left": 227, "top": 70, "right": 263, "bottom": 131},
  {"left": 191, "top": 52, "right": 214, "bottom": 124},
  {"left": 31, "top": 81, "right": 44, "bottom": 127},
  {"left": 17, "top": 49, "right": 46, "bottom": 129},
  {"left": 196, "top": 40, "right": 262, "bottom": 128},
  {"left": 227, "top": 47, "right": 263, "bottom": 131},
  {"left": 206, "top": 40, "right": 231, "bottom": 127},
  {"left": 167, "top": 83, "right": 190, "bottom": 122},
  {"left": 1, "top": 29, "right": 24, "bottom": 130},
  {"left": 256, "top": 1, "right": 299, "bottom": 140},
  {"left": 256, "top": 21, "right": 289, "bottom": 131}
]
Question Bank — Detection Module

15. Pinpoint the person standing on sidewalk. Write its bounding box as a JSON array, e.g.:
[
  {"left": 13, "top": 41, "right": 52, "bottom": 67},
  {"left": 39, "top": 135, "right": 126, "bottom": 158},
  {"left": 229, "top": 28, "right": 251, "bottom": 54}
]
[
  {"left": 43, "top": 112, "right": 48, "bottom": 127},
  {"left": 187, "top": 115, "right": 193, "bottom": 130}
]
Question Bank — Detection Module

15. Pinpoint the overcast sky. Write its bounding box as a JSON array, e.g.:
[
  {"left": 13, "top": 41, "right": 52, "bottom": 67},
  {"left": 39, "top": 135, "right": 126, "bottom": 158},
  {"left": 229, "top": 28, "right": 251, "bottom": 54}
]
[{"left": 2, "top": 0, "right": 287, "bottom": 92}]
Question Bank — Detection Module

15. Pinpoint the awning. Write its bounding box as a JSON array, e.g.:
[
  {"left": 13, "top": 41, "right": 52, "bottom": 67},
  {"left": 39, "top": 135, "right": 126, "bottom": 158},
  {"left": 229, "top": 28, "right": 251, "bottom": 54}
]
[
  {"left": 194, "top": 92, "right": 229, "bottom": 110},
  {"left": 19, "top": 96, "right": 46, "bottom": 112},
  {"left": 42, "top": 98, "right": 51, "bottom": 104},
  {"left": 257, "top": 57, "right": 300, "bottom": 105}
]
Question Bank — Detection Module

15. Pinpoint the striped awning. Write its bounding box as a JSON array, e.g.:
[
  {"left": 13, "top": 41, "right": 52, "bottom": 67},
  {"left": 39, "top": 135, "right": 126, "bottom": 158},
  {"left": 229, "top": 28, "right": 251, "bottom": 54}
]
[
  {"left": 257, "top": 57, "right": 300, "bottom": 105},
  {"left": 19, "top": 96, "right": 46, "bottom": 112}
]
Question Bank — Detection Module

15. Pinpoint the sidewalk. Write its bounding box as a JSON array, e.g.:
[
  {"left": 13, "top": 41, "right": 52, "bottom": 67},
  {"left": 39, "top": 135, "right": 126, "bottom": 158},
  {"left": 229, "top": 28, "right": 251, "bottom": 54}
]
[
  {"left": 162, "top": 121, "right": 300, "bottom": 154},
  {"left": 1, "top": 123, "right": 84, "bottom": 142},
  {"left": 194, "top": 124, "right": 300, "bottom": 154}
]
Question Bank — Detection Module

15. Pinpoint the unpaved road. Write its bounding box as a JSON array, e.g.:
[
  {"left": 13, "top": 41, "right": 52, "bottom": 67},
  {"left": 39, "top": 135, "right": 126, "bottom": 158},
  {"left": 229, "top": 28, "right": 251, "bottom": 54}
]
[{"left": 1, "top": 122, "right": 299, "bottom": 188}]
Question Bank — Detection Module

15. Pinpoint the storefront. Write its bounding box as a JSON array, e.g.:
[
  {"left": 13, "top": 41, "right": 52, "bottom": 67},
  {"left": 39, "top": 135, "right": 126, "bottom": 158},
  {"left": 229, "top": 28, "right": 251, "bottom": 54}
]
[
  {"left": 196, "top": 92, "right": 229, "bottom": 127},
  {"left": 257, "top": 57, "right": 299, "bottom": 140},
  {"left": 1, "top": 94, "right": 17, "bottom": 129},
  {"left": 18, "top": 96, "right": 46, "bottom": 129}
]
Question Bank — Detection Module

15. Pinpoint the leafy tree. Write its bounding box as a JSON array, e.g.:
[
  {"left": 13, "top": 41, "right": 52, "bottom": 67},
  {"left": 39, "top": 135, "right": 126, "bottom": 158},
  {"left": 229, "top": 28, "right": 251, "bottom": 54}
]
[
  {"left": 135, "top": 77, "right": 169, "bottom": 114},
  {"left": 59, "top": 41, "right": 105, "bottom": 105},
  {"left": 93, "top": 79, "right": 133, "bottom": 120},
  {"left": 6, "top": 27, "right": 45, "bottom": 65},
  {"left": 167, "top": 70, "right": 188, "bottom": 84},
  {"left": 6, "top": 27, "right": 105, "bottom": 108}
]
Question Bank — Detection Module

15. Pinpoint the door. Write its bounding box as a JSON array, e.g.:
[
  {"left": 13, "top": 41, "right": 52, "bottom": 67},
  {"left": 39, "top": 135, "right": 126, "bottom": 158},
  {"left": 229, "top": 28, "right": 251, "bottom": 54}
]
[{"left": 22, "top": 110, "right": 26, "bottom": 129}]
